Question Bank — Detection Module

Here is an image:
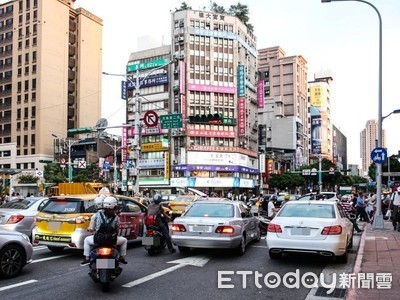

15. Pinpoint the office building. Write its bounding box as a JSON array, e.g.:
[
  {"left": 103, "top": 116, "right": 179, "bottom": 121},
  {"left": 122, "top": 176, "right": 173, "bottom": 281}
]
[
  {"left": 0, "top": 0, "right": 102, "bottom": 176},
  {"left": 257, "top": 46, "right": 309, "bottom": 176}
]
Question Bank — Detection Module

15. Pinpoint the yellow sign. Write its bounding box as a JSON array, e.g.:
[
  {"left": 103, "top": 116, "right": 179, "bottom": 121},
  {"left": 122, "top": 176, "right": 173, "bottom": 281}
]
[
  {"left": 164, "top": 152, "right": 170, "bottom": 179},
  {"left": 141, "top": 142, "right": 168, "bottom": 153},
  {"left": 310, "top": 85, "right": 327, "bottom": 107}
]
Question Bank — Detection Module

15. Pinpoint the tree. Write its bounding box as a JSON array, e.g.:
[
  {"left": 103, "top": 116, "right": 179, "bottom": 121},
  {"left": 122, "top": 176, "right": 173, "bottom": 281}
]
[
  {"left": 18, "top": 173, "right": 39, "bottom": 183},
  {"left": 175, "top": 2, "right": 191, "bottom": 11},
  {"left": 72, "top": 163, "right": 104, "bottom": 183},
  {"left": 44, "top": 163, "right": 66, "bottom": 184},
  {"left": 210, "top": 2, "right": 226, "bottom": 13},
  {"left": 268, "top": 172, "right": 306, "bottom": 192},
  {"left": 228, "top": 2, "right": 254, "bottom": 31}
]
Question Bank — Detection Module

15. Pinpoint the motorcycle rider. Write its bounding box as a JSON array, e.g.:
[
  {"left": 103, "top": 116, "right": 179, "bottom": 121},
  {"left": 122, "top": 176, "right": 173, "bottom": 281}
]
[
  {"left": 81, "top": 196, "right": 128, "bottom": 266},
  {"left": 147, "top": 193, "right": 176, "bottom": 253}
]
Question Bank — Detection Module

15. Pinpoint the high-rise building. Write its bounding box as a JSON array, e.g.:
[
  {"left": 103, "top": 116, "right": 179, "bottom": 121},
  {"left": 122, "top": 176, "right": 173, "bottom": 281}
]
[
  {"left": 360, "top": 119, "right": 386, "bottom": 176},
  {"left": 126, "top": 9, "right": 260, "bottom": 195},
  {"left": 257, "top": 46, "right": 309, "bottom": 173},
  {"left": 332, "top": 124, "right": 347, "bottom": 174},
  {"left": 0, "top": 0, "right": 102, "bottom": 174},
  {"left": 308, "top": 71, "right": 334, "bottom": 164}
]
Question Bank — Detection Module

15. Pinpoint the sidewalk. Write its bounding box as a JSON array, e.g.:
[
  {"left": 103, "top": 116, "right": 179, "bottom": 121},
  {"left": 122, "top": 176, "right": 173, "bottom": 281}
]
[{"left": 346, "top": 220, "right": 400, "bottom": 299}]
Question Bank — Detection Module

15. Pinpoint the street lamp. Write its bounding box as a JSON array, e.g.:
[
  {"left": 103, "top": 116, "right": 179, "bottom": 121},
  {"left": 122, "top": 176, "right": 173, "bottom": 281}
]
[
  {"left": 103, "top": 58, "right": 174, "bottom": 195},
  {"left": 321, "top": 0, "right": 384, "bottom": 228},
  {"left": 52, "top": 134, "right": 79, "bottom": 183},
  {"left": 382, "top": 108, "right": 400, "bottom": 122}
]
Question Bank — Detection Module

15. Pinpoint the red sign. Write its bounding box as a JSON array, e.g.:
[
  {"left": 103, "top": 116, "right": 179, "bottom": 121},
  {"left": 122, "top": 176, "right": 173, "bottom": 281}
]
[
  {"left": 238, "top": 97, "right": 246, "bottom": 137},
  {"left": 143, "top": 110, "right": 159, "bottom": 127}
]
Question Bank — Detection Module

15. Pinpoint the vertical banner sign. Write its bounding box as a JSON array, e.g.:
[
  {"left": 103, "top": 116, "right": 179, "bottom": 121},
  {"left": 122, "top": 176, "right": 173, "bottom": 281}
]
[
  {"left": 267, "top": 159, "right": 274, "bottom": 175},
  {"left": 121, "top": 81, "right": 127, "bottom": 100},
  {"left": 180, "top": 61, "right": 186, "bottom": 132},
  {"left": 238, "top": 97, "right": 246, "bottom": 137},
  {"left": 259, "top": 153, "right": 266, "bottom": 173},
  {"left": 237, "top": 65, "right": 246, "bottom": 97},
  {"left": 164, "top": 151, "right": 170, "bottom": 179},
  {"left": 257, "top": 80, "right": 264, "bottom": 108},
  {"left": 122, "top": 124, "right": 128, "bottom": 162},
  {"left": 310, "top": 85, "right": 323, "bottom": 155}
]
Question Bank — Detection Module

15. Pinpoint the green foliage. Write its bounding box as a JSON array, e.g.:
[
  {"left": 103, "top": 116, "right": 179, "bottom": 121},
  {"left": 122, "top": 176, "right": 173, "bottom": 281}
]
[
  {"left": 268, "top": 172, "right": 306, "bottom": 191},
  {"left": 228, "top": 2, "right": 253, "bottom": 31},
  {"left": 72, "top": 164, "right": 104, "bottom": 183},
  {"left": 175, "top": 1, "right": 191, "bottom": 11},
  {"left": 44, "top": 163, "right": 66, "bottom": 184},
  {"left": 210, "top": 2, "right": 226, "bottom": 13},
  {"left": 18, "top": 173, "right": 39, "bottom": 183}
]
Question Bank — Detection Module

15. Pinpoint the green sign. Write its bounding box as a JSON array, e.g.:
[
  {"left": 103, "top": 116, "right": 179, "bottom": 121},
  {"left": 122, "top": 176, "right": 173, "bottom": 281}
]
[
  {"left": 127, "top": 58, "right": 169, "bottom": 72},
  {"left": 160, "top": 114, "right": 183, "bottom": 129},
  {"left": 67, "top": 127, "right": 93, "bottom": 134}
]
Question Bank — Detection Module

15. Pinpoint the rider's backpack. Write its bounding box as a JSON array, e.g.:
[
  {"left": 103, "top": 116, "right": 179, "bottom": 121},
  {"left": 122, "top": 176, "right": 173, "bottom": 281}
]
[{"left": 93, "top": 211, "right": 117, "bottom": 246}]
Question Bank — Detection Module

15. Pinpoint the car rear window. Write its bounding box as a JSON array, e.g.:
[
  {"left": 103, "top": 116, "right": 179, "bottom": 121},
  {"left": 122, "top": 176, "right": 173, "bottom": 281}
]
[
  {"left": 185, "top": 203, "right": 234, "bottom": 218},
  {"left": 0, "top": 199, "right": 36, "bottom": 209},
  {"left": 41, "top": 199, "right": 85, "bottom": 214},
  {"left": 173, "top": 197, "right": 196, "bottom": 202},
  {"left": 278, "top": 204, "right": 336, "bottom": 218}
]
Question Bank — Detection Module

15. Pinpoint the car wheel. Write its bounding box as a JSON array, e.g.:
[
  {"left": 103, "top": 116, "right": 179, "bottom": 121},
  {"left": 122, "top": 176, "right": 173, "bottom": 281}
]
[
  {"left": 269, "top": 250, "right": 282, "bottom": 260},
  {"left": 336, "top": 250, "right": 348, "bottom": 263},
  {"left": 347, "top": 234, "right": 353, "bottom": 249},
  {"left": 47, "top": 246, "right": 64, "bottom": 253},
  {"left": 254, "top": 229, "right": 261, "bottom": 243},
  {"left": 0, "top": 244, "right": 26, "bottom": 279},
  {"left": 147, "top": 248, "right": 155, "bottom": 256},
  {"left": 178, "top": 246, "right": 190, "bottom": 253},
  {"left": 235, "top": 234, "right": 246, "bottom": 256}
]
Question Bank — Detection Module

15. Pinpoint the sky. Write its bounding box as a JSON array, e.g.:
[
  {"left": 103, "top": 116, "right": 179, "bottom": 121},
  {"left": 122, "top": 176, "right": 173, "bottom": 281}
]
[{"left": 71, "top": 1, "right": 399, "bottom": 165}]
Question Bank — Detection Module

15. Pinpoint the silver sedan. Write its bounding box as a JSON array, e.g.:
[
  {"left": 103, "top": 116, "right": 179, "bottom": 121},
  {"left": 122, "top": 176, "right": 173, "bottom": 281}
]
[
  {"left": 171, "top": 199, "right": 261, "bottom": 255},
  {"left": 0, "top": 197, "right": 48, "bottom": 240},
  {"left": 0, "top": 230, "right": 33, "bottom": 279}
]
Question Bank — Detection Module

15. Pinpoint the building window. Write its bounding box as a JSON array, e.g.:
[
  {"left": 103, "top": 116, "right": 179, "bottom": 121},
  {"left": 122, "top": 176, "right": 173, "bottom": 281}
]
[{"left": 31, "top": 106, "right": 36, "bottom": 118}]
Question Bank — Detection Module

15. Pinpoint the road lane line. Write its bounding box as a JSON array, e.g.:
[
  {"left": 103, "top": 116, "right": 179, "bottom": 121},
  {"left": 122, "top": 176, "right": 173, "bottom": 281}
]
[
  {"left": 0, "top": 279, "right": 38, "bottom": 292},
  {"left": 31, "top": 254, "right": 71, "bottom": 263},
  {"left": 122, "top": 264, "right": 185, "bottom": 288}
]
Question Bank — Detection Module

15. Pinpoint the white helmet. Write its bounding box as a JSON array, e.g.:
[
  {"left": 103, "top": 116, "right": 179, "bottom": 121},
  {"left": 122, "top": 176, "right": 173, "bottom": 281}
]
[
  {"left": 94, "top": 194, "right": 105, "bottom": 209},
  {"left": 103, "top": 196, "right": 118, "bottom": 209}
]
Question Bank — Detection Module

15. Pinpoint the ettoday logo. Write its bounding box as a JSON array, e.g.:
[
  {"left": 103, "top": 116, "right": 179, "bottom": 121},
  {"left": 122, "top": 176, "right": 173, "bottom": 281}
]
[{"left": 218, "top": 270, "right": 336, "bottom": 294}]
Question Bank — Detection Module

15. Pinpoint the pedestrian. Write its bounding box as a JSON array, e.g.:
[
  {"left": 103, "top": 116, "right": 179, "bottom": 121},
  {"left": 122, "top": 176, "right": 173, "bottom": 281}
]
[
  {"left": 356, "top": 192, "right": 369, "bottom": 222},
  {"left": 339, "top": 198, "right": 363, "bottom": 233},
  {"left": 391, "top": 187, "right": 400, "bottom": 231}
]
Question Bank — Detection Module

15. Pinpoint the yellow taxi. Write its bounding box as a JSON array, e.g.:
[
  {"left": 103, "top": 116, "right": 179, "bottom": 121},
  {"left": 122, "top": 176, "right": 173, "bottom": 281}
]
[
  {"left": 32, "top": 194, "right": 147, "bottom": 252},
  {"left": 168, "top": 195, "right": 207, "bottom": 220}
]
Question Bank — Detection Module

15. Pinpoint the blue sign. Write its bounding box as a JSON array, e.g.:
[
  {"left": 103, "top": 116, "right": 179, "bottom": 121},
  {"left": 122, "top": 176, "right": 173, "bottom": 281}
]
[
  {"left": 371, "top": 147, "right": 388, "bottom": 164},
  {"left": 103, "top": 161, "right": 111, "bottom": 170},
  {"left": 237, "top": 65, "right": 246, "bottom": 97},
  {"left": 126, "top": 74, "right": 169, "bottom": 90},
  {"left": 121, "top": 81, "right": 127, "bottom": 100}
]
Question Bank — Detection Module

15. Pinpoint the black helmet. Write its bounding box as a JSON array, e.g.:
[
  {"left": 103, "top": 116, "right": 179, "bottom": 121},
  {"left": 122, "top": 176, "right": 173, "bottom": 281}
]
[{"left": 153, "top": 193, "right": 162, "bottom": 204}]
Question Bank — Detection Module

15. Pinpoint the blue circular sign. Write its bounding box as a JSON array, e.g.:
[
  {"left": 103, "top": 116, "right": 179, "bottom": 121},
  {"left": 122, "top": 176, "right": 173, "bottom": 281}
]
[{"left": 370, "top": 147, "right": 388, "bottom": 164}]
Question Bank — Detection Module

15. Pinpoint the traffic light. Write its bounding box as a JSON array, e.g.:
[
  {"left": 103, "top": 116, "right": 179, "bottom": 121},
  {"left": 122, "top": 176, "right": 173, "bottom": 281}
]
[{"left": 189, "top": 113, "right": 223, "bottom": 124}]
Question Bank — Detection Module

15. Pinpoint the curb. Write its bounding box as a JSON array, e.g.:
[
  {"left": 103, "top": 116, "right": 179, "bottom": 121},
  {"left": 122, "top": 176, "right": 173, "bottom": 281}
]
[{"left": 345, "top": 223, "right": 368, "bottom": 300}]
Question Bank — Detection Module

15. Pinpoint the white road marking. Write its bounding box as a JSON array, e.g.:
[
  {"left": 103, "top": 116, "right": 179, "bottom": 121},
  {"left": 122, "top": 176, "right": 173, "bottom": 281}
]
[
  {"left": 31, "top": 254, "right": 71, "bottom": 263},
  {"left": 123, "top": 255, "right": 210, "bottom": 288},
  {"left": 33, "top": 246, "right": 48, "bottom": 251},
  {"left": 0, "top": 280, "right": 38, "bottom": 292},
  {"left": 250, "top": 245, "right": 269, "bottom": 248}
]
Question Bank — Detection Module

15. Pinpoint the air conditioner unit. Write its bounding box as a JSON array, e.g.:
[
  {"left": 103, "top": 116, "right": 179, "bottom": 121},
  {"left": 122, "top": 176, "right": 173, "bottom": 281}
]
[
  {"left": 178, "top": 36, "right": 184, "bottom": 42},
  {"left": 127, "top": 106, "right": 134, "bottom": 112}
]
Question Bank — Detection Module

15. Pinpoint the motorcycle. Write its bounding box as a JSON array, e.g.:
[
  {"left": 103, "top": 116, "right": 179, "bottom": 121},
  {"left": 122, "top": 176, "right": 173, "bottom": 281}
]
[
  {"left": 142, "top": 215, "right": 167, "bottom": 256},
  {"left": 88, "top": 245, "right": 123, "bottom": 292},
  {"left": 256, "top": 211, "right": 271, "bottom": 235}
]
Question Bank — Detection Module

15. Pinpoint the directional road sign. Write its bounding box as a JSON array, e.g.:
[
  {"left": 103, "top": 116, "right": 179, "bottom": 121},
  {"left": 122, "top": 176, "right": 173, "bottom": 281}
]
[
  {"left": 160, "top": 114, "right": 183, "bottom": 129},
  {"left": 371, "top": 147, "right": 388, "bottom": 164}
]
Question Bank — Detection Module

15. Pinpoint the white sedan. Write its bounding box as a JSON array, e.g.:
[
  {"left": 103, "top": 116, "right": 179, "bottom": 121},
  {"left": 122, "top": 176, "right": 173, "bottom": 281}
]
[{"left": 266, "top": 200, "right": 353, "bottom": 263}]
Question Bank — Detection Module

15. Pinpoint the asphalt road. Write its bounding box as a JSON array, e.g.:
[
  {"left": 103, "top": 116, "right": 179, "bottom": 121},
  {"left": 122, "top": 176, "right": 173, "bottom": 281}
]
[{"left": 0, "top": 232, "right": 361, "bottom": 300}]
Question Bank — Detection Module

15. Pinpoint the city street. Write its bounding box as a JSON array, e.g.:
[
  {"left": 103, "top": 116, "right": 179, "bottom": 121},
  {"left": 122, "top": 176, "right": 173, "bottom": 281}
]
[{"left": 0, "top": 233, "right": 363, "bottom": 300}]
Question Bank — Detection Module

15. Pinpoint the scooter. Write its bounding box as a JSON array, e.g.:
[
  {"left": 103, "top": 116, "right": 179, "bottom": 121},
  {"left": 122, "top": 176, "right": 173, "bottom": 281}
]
[
  {"left": 88, "top": 245, "right": 123, "bottom": 292},
  {"left": 142, "top": 215, "right": 167, "bottom": 256},
  {"left": 256, "top": 211, "right": 271, "bottom": 235}
]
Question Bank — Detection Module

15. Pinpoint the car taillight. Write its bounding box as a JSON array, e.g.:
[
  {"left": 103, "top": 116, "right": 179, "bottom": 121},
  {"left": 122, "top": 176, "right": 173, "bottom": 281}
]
[
  {"left": 321, "top": 225, "right": 342, "bottom": 235},
  {"left": 215, "top": 226, "right": 235, "bottom": 234},
  {"left": 98, "top": 247, "right": 112, "bottom": 256},
  {"left": 171, "top": 224, "right": 186, "bottom": 232},
  {"left": 146, "top": 229, "right": 155, "bottom": 236},
  {"left": 6, "top": 214, "right": 24, "bottom": 224},
  {"left": 267, "top": 224, "right": 282, "bottom": 233}
]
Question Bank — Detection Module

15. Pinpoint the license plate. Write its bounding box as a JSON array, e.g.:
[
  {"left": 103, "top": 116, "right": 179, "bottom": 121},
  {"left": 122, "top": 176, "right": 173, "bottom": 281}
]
[
  {"left": 96, "top": 259, "right": 115, "bottom": 269},
  {"left": 190, "top": 225, "right": 211, "bottom": 233},
  {"left": 291, "top": 227, "right": 310, "bottom": 235},
  {"left": 48, "top": 222, "right": 61, "bottom": 230},
  {"left": 142, "top": 236, "right": 160, "bottom": 246}
]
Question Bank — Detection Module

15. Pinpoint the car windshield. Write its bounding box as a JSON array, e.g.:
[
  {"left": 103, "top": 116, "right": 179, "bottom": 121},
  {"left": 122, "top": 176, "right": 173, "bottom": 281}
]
[
  {"left": 0, "top": 199, "right": 37, "bottom": 209},
  {"left": 278, "top": 203, "right": 336, "bottom": 218},
  {"left": 185, "top": 203, "right": 234, "bottom": 218},
  {"left": 41, "top": 199, "right": 84, "bottom": 214}
]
